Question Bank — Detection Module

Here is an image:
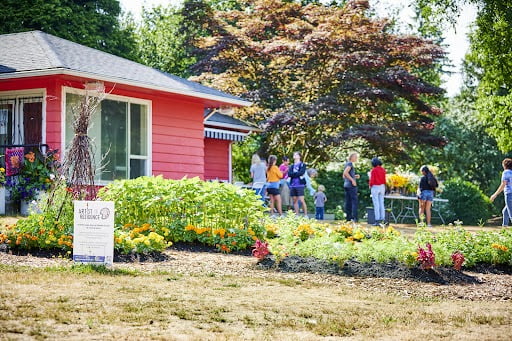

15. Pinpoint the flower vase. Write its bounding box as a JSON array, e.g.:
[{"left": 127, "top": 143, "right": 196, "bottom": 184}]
[
  {"left": 20, "top": 190, "right": 45, "bottom": 216},
  {"left": 20, "top": 199, "right": 30, "bottom": 216},
  {"left": 0, "top": 187, "right": 5, "bottom": 215}
]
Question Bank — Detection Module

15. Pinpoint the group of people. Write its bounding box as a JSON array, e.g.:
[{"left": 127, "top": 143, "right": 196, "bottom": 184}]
[
  {"left": 250, "top": 152, "right": 327, "bottom": 219},
  {"left": 251, "top": 151, "right": 512, "bottom": 227},
  {"left": 343, "top": 152, "right": 440, "bottom": 227}
]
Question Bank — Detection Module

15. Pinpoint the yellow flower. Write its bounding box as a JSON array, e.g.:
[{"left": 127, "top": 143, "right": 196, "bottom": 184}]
[
  {"left": 185, "top": 224, "right": 195, "bottom": 231},
  {"left": 491, "top": 243, "right": 509, "bottom": 252},
  {"left": 386, "top": 226, "right": 400, "bottom": 236},
  {"left": 195, "top": 227, "right": 209, "bottom": 234},
  {"left": 0, "top": 168, "right": 5, "bottom": 173},
  {"left": 213, "top": 228, "right": 226, "bottom": 238},
  {"left": 353, "top": 230, "right": 365, "bottom": 240},
  {"left": 387, "top": 173, "right": 408, "bottom": 188}
]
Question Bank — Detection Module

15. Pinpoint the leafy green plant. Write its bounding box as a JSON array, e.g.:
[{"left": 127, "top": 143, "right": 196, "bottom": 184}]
[
  {"left": 98, "top": 176, "right": 266, "bottom": 252},
  {"left": 440, "top": 178, "right": 493, "bottom": 225},
  {"left": 7, "top": 150, "right": 60, "bottom": 201},
  {"left": 265, "top": 215, "right": 512, "bottom": 269}
]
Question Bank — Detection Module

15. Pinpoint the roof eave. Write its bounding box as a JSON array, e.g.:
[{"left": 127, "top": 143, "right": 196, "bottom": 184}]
[
  {"left": 204, "top": 120, "right": 262, "bottom": 132},
  {"left": 0, "top": 68, "right": 252, "bottom": 107}
]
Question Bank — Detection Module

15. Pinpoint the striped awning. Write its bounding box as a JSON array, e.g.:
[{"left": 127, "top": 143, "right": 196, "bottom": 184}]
[{"left": 204, "top": 128, "right": 248, "bottom": 142}]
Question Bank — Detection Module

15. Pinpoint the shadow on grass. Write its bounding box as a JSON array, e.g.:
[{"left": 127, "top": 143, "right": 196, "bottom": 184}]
[{"left": 0, "top": 263, "right": 142, "bottom": 276}]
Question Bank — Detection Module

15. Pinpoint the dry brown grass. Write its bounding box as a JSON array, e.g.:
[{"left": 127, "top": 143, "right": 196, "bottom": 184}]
[{"left": 1, "top": 264, "right": 511, "bottom": 341}]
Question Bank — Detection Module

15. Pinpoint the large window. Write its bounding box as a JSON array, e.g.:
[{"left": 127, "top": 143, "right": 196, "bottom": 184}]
[{"left": 65, "top": 92, "right": 149, "bottom": 182}]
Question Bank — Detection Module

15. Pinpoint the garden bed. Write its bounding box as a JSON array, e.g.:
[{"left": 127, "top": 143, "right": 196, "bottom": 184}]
[
  {"left": 0, "top": 244, "right": 171, "bottom": 263},
  {"left": 257, "top": 255, "right": 483, "bottom": 285}
]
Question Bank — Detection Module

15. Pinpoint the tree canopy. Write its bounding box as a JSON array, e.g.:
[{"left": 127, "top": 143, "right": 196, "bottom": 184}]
[
  {"left": 188, "top": 0, "right": 446, "bottom": 164},
  {"left": 0, "top": 0, "right": 138, "bottom": 61},
  {"left": 416, "top": 0, "right": 512, "bottom": 153}
]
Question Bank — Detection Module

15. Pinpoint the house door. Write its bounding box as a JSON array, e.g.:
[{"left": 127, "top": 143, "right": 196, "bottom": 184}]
[{"left": 0, "top": 96, "right": 43, "bottom": 146}]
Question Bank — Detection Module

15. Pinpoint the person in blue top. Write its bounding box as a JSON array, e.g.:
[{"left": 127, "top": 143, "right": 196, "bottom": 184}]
[
  {"left": 288, "top": 151, "right": 308, "bottom": 216},
  {"left": 490, "top": 158, "right": 512, "bottom": 227}
]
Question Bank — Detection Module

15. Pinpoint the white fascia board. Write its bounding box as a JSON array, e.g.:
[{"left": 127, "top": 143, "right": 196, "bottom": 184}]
[
  {"left": 0, "top": 68, "right": 252, "bottom": 107},
  {"left": 204, "top": 121, "right": 261, "bottom": 132}
]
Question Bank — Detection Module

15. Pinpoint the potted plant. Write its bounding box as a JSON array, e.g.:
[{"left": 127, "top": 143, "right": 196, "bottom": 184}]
[{"left": 9, "top": 150, "right": 59, "bottom": 216}]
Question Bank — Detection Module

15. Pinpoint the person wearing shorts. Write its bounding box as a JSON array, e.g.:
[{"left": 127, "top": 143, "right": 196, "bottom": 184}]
[
  {"left": 418, "top": 165, "right": 438, "bottom": 228},
  {"left": 266, "top": 155, "right": 283, "bottom": 215},
  {"left": 288, "top": 152, "right": 307, "bottom": 216}
]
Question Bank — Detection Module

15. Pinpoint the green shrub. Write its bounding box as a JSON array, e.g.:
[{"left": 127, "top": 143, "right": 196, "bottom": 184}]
[
  {"left": 440, "top": 178, "right": 493, "bottom": 225},
  {"left": 315, "top": 168, "right": 371, "bottom": 219},
  {"left": 0, "top": 185, "right": 170, "bottom": 254},
  {"left": 1, "top": 177, "right": 266, "bottom": 254},
  {"left": 98, "top": 176, "right": 266, "bottom": 252}
]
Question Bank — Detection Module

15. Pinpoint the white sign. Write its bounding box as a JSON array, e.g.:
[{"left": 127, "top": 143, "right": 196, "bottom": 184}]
[{"left": 73, "top": 201, "right": 114, "bottom": 265}]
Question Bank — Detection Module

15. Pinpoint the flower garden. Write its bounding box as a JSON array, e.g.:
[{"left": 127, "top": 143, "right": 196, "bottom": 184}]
[
  {"left": 263, "top": 215, "right": 512, "bottom": 270},
  {"left": 0, "top": 176, "right": 511, "bottom": 278}
]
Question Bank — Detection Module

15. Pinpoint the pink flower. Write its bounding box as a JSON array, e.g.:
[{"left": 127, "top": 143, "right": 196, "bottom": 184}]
[
  {"left": 417, "top": 243, "right": 435, "bottom": 270},
  {"left": 252, "top": 239, "right": 269, "bottom": 260},
  {"left": 451, "top": 251, "right": 465, "bottom": 271}
]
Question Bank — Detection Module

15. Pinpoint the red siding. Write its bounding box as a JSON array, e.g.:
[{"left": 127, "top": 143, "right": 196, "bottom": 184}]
[
  {"left": 0, "top": 76, "right": 62, "bottom": 149},
  {"left": 0, "top": 74, "right": 217, "bottom": 179},
  {"left": 204, "top": 138, "right": 230, "bottom": 181}
]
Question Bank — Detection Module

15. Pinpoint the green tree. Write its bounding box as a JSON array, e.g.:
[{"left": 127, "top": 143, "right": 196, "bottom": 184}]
[
  {"left": 0, "top": 0, "right": 138, "bottom": 60},
  {"left": 415, "top": 0, "right": 512, "bottom": 153},
  {"left": 190, "top": 0, "right": 446, "bottom": 165},
  {"left": 408, "top": 92, "right": 510, "bottom": 194},
  {"left": 135, "top": 6, "right": 195, "bottom": 78}
]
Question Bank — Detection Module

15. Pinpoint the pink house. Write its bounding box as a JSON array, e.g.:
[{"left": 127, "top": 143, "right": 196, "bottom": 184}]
[{"left": 0, "top": 31, "right": 256, "bottom": 183}]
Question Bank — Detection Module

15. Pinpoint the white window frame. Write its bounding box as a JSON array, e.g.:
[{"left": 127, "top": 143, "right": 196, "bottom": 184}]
[
  {"left": 0, "top": 88, "right": 47, "bottom": 145},
  {"left": 62, "top": 86, "right": 152, "bottom": 184}
]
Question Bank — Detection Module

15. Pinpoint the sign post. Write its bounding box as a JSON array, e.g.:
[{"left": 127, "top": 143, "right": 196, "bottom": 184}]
[{"left": 73, "top": 201, "right": 114, "bottom": 265}]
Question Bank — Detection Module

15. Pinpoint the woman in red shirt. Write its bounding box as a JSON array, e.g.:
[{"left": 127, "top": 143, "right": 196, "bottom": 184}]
[{"left": 369, "top": 158, "right": 387, "bottom": 225}]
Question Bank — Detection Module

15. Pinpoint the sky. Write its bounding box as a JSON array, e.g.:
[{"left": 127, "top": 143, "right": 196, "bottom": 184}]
[{"left": 119, "top": 0, "right": 478, "bottom": 97}]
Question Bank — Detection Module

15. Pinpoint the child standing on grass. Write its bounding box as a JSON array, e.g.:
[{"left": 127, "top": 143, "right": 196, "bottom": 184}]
[{"left": 314, "top": 185, "right": 327, "bottom": 220}]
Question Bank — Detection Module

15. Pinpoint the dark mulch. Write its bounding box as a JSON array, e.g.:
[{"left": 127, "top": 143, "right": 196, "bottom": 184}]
[
  {"left": 114, "top": 251, "right": 170, "bottom": 263},
  {"left": 0, "top": 245, "right": 171, "bottom": 263},
  {"left": 469, "top": 263, "right": 512, "bottom": 275},
  {"left": 257, "top": 255, "right": 482, "bottom": 285}
]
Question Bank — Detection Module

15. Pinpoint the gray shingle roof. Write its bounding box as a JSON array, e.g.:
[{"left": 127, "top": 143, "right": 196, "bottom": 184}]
[
  {"left": 205, "top": 112, "right": 255, "bottom": 130},
  {"left": 0, "top": 31, "right": 250, "bottom": 106}
]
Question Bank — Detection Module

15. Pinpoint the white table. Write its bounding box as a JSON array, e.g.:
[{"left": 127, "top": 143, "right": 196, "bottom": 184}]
[{"left": 384, "top": 195, "right": 449, "bottom": 224}]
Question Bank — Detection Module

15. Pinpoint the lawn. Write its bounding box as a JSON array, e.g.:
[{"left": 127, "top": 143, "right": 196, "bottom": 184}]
[{"left": 1, "top": 249, "right": 512, "bottom": 340}]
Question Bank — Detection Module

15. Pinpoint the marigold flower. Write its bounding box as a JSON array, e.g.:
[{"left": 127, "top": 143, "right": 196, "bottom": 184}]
[
  {"left": 491, "top": 243, "right": 509, "bottom": 252},
  {"left": 25, "top": 152, "right": 36, "bottom": 163}
]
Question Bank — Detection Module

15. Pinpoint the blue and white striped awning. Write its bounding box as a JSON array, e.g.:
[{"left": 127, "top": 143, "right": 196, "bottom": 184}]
[{"left": 204, "top": 128, "right": 248, "bottom": 142}]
